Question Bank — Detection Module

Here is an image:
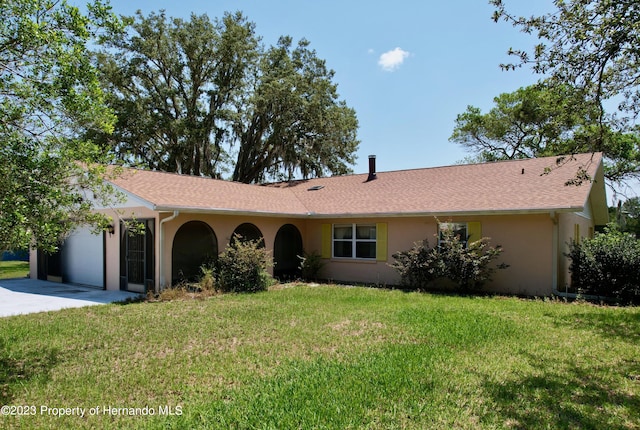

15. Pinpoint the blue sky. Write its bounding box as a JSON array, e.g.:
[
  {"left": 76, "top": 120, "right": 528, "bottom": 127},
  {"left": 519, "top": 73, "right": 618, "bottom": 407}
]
[
  {"left": 92, "top": 0, "right": 546, "bottom": 166},
  {"left": 85, "top": 1, "right": 638, "bottom": 199}
]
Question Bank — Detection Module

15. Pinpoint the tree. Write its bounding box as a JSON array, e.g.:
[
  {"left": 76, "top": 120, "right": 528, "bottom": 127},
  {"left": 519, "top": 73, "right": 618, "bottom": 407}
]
[
  {"left": 490, "top": 0, "right": 640, "bottom": 182},
  {"left": 231, "top": 36, "right": 358, "bottom": 183},
  {"left": 92, "top": 11, "right": 359, "bottom": 183},
  {"left": 451, "top": 82, "right": 594, "bottom": 159},
  {"left": 450, "top": 81, "right": 640, "bottom": 181},
  {"left": 610, "top": 197, "right": 640, "bottom": 238},
  {"left": 0, "top": 0, "right": 122, "bottom": 253}
]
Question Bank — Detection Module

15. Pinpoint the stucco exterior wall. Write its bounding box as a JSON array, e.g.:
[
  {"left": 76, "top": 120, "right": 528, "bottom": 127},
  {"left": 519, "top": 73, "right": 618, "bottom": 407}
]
[
  {"left": 158, "top": 213, "right": 306, "bottom": 289},
  {"left": 29, "top": 250, "right": 37, "bottom": 280},
  {"left": 92, "top": 208, "right": 594, "bottom": 296},
  {"left": 480, "top": 214, "right": 554, "bottom": 296},
  {"left": 305, "top": 214, "right": 557, "bottom": 296},
  {"left": 557, "top": 211, "right": 596, "bottom": 292}
]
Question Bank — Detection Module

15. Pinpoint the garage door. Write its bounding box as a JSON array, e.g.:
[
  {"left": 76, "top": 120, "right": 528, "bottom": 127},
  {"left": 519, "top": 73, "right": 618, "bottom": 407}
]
[{"left": 61, "top": 226, "right": 104, "bottom": 288}]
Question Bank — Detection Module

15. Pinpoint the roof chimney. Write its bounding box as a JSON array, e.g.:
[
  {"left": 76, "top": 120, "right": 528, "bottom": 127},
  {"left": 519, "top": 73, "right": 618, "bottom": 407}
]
[{"left": 367, "top": 155, "right": 377, "bottom": 181}]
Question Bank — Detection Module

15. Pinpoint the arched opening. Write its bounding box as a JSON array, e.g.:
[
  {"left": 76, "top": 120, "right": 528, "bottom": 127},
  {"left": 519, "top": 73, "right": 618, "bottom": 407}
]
[
  {"left": 172, "top": 221, "right": 217, "bottom": 284},
  {"left": 274, "top": 224, "right": 303, "bottom": 280},
  {"left": 231, "top": 223, "right": 264, "bottom": 247}
]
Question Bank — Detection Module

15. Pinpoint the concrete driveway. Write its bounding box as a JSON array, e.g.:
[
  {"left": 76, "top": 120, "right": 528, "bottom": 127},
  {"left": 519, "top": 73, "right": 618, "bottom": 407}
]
[{"left": 0, "top": 278, "right": 142, "bottom": 317}]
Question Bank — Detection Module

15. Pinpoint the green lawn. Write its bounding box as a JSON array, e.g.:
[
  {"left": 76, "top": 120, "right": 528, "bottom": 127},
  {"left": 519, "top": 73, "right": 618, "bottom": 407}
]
[
  {"left": 0, "top": 261, "right": 29, "bottom": 280},
  {"left": 1, "top": 285, "right": 639, "bottom": 429}
]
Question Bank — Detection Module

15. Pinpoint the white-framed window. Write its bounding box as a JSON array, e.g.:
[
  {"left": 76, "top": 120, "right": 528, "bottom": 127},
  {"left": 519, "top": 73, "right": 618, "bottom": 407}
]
[
  {"left": 333, "top": 224, "right": 377, "bottom": 259},
  {"left": 439, "top": 222, "right": 468, "bottom": 246}
]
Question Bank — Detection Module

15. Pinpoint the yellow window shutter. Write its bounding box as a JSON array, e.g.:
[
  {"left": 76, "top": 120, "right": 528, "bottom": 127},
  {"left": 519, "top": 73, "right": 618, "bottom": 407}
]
[
  {"left": 467, "top": 222, "right": 482, "bottom": 243},
  {"left": 376, "top": 223, "right": 388, "bottom": 261},
  {"left": 321, "top": 224, "right": 332, "bottom": 258}
]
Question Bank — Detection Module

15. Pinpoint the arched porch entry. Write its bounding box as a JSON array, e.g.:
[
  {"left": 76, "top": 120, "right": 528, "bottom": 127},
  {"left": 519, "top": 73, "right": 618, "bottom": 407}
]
[
  {"left": 231, "top": 223, "right": 264, "bottom": 247},
  {"left": 273, "top": 224, "right": 303, "bottom": 280},
  {"left": 172, "top": 221, "right": 218, "bottom": 284}
]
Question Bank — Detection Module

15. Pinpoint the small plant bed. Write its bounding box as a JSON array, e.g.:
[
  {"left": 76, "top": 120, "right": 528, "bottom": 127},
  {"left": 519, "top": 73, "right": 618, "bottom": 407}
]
[{"left": 1, "top": 285, "right": 638, "bottom": 429}]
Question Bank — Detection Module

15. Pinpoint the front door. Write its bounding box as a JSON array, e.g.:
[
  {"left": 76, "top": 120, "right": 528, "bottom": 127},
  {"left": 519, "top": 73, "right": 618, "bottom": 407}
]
[
  {"left": 120, "top": 220, "right": 154, "bottom": 293},
  {"left": 126, "top": 229, "right": 146, "bottom": 293}
]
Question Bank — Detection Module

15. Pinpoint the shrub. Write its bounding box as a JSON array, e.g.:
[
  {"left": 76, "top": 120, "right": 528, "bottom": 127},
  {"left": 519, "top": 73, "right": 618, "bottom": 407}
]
[
  {"left": 298, "top": 251, "right": 325, "bottom": 282},
  {"left": 388, "top": 239, "right": 438, "bottom": 290},
  {"left": 390, "top": 228, "right": 507, "bottom": 292},
  {"left": 216, "top": 235, "right": 274, "bottom": 293},
  {"left": 198, "top": 264, "right": 216, "bottom": 291},
  {"left": 567, "top": 224, "right": 640, "bottom": 302}
]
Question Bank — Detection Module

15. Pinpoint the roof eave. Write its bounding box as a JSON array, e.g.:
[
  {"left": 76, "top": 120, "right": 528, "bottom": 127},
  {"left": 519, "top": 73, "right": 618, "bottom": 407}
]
[
  {"left": 162, "top": 207, "right": 585, "bottom": 219},
  {"left": 153, "top": 205, "right": 309, "bottom": 218},
  {"left": 314, "top": 207, "right": 586, "bottom": 219}
]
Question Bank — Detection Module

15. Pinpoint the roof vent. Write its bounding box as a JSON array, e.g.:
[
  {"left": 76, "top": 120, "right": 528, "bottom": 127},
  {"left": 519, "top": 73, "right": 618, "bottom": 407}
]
[
  {"left": 367, "top": 154, "right": 377, "bottom": 181},
  {"left": 307, "top": 185, "right": 324, "bottom": 191}
]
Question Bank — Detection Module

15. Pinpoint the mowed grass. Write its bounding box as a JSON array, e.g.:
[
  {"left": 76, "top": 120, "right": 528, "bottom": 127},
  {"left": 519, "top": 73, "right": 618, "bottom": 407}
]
[
  {"left": 1, "top": 285, "right": 639, "bottom": 429},
  {"left": 0, "top": 261, "right": 29, "bottom": 280}
]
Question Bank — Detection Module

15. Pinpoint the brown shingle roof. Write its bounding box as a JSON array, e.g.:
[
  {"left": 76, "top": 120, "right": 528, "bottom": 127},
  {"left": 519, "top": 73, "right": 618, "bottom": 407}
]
[
  {"left": 108, "top": 152, "right": 605, "bottom": 217},
  {"left": 108, "top": 169, "right": 309, "bottom": 215}
]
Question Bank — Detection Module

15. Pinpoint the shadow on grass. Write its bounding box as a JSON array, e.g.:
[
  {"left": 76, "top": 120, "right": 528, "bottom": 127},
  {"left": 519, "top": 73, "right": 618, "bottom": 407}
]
[
  {"left": 556, "top": 311, "right": 640, "bottom": 344},
  {"left": 113, "top": 295, "right": 147, "bottom": 305},
  {"left": 483, "top": 353, "right": 640, "bottom": 429},
  {"left": 0, "top": 339, "right": 60, "bottom": 405}
]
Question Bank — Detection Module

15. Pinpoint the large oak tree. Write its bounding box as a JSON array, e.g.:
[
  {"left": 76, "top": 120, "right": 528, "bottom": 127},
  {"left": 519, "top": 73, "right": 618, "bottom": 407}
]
[{"left": 93, "top": 11, "right": 359, "bottom": 183}]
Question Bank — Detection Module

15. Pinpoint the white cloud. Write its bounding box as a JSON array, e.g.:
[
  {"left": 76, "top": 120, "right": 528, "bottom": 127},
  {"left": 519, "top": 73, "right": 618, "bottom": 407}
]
[{"left": 378, "top": 47, "right": 410, "bottom": 72}]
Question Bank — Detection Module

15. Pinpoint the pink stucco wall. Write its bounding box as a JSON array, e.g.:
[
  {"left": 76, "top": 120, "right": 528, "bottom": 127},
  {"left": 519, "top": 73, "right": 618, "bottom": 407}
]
[
  {"left": 557, "top": 211, "right": 596, "bottom": 293},
  {"left": 91, "top": 208, "right": 596, "bottom": 296},
  {"left": 306, "top": 214, "right": 557, "bottom": 296},
  {"left": 157, "top": 212, "right": 307, "bottom": 289}
]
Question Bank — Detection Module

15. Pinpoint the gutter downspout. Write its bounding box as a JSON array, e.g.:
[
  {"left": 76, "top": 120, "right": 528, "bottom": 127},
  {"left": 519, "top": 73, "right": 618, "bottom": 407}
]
[{"left": 159, "top": 211, "right": 179, "bottom": 291}]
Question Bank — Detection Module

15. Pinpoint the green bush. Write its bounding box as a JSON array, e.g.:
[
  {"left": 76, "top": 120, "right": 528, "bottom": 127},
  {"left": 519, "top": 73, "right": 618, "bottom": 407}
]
[
  {"left": 567, "top": 224, "right": 640, "bottom": 302},
  {"left": 298, "top": 251, "right": 325, "bottom": 282},
  {"left": 389, "top": 239, "right": 438, "bottom": 290},
  {"left": 216, "top": 235, "right": 274, "bottom": 293},
  {"left": 198, "top": 264, "right": 216, "bottom": 291},
  {"left": 390, "top": 228, "right": 507, "bottom": 292}
]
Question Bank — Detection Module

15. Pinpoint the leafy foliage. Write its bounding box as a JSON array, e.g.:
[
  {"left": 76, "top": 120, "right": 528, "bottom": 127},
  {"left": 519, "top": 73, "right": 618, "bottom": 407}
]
[
  {"left": 0, "top": 0, "right": 123, "bottom": 252},
  {"left": 490, "top": 0, "right": 640, "bottom": 183},
  {"left": 451, "top": 83, "right": 595, "bottom": 159},
  {"left": 215, "top": 235, "right": 274, "bottom": 293},
  {"left": 92, "top": 11, "right": 359, "bottom": 184},
  {"left": 390, "top": 228, "right": 507, "bottom": 292},
  {"left": 567, "top": 224, "right": 640, "bottom": 302},
  {"left": 610, "top": 197, "right": 640, "bottom": 238},
  {"left": 450, "top": 81, "right": 639, "bottom": 182},
  {"left": 298, "top": 251, "right": 325, "bottom": 282},
  {"left": 198, "top": 264, "right": 216, "bottom": 291}
]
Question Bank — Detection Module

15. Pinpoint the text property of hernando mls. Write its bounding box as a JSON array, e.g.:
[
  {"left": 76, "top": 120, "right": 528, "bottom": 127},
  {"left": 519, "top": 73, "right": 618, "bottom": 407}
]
[{"left": 1, "top": 405, "right": 183, "bottom": 417}]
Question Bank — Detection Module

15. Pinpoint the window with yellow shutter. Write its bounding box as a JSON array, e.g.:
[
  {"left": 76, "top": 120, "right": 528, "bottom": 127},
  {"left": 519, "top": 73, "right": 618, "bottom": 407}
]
[
  {"left": 439, "top": 222, "right": 482, "bottom": 246},
  {"left": 333, "top": 224, "right": 376, "bottom": 259}
]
